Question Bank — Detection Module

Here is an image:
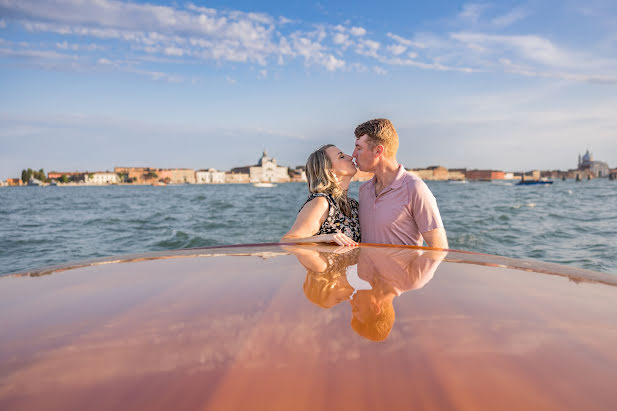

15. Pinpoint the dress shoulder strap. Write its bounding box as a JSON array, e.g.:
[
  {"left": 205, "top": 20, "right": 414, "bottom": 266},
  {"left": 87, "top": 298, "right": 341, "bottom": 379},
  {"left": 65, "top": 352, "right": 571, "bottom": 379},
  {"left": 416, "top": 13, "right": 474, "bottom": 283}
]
[{"left": 300, "top": 192, "right": 335, "bottom": 212}]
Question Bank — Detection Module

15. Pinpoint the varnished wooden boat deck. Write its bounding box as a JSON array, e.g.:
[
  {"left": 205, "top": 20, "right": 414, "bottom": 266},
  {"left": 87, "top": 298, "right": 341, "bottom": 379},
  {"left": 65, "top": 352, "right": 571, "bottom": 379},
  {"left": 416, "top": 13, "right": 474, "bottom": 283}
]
[{"left": 1, "top": 244, "right": 616, "bottom": 410}]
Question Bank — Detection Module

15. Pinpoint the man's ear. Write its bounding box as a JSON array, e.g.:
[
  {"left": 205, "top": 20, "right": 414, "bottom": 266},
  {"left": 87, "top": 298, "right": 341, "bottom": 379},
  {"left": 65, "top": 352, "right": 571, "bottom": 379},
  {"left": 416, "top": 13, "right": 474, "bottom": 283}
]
[
  {"left": 371, "top": 300, "right": 381, "bottom": 314},
  {"left": 374, "top": 145, "right": 384, "bottom": 158}
]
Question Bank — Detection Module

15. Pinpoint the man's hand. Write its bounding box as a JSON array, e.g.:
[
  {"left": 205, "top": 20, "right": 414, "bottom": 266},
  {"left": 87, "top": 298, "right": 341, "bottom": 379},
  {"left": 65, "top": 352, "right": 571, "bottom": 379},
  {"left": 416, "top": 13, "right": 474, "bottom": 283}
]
[{"left": 421, "top": 227, "right": 448, "bottom": 249}]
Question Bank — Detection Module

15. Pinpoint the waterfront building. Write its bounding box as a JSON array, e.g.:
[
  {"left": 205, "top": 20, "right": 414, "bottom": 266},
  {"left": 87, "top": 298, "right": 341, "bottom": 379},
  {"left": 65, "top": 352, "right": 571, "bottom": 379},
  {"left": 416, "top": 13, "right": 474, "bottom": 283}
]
[
  {"left": 85, "top": 172, "right": 119, "bottom": 185},
  {"left": 289, "top": 166, "right": 307, "bottom": 182},
  {"left": 48, "top": 171, "right": 87, "bottom": 183},
  {"left": 114, "top": 167, "right": 195, "bottom": 184},
  {"left": 447, "top": 168, "right": 466, "bottom": 181},
  {"left": 231, "top": 151, "right": 289, "bottom": 183},
  {"left": 411, "top": 166, "right": 449, "bottom": 181},
  {"left": 225, "top": 172, "right": 250, "bottom": 184},
  {"left": 6, "top": 178, "right": 22, "bottom": 186},
  {"left": 157, "top": 169, "right": 196, "bottom": 184},
  {"left": 48, "top": 171, "right": 85, "bottom": 180},
  {"left": 27, "top": 177, "right": 44, "bottom": 186},
  {"left": 196, "top": 168, "right": 226, "bottom": 184},
  {"left": 465, "top": 170, "right": 505, "bottom": 181},
  {"left": 578, "top": 150, "right": 609, "bottom": 177}
]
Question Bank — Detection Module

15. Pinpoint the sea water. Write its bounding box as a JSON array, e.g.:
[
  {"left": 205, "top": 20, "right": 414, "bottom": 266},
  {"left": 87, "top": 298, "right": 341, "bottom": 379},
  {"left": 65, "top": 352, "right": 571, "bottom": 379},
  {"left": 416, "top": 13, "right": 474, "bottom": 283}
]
[{"left": 1, "top": 180, "right": 616, "bottom": 275}]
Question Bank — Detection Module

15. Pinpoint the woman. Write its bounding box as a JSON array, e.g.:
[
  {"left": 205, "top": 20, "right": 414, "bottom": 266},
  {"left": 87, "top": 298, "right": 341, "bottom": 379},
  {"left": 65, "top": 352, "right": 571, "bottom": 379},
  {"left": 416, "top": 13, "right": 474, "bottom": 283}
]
[{"left": 281, "top": 144, "right": 360, "bottom": 246}]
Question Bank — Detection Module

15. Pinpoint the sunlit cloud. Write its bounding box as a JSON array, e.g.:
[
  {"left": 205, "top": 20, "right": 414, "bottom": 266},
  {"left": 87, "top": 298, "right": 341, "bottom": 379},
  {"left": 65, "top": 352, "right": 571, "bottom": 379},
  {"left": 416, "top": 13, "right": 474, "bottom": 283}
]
[{"left": 0, "top": 0, "right": 615, "bottom": 85}]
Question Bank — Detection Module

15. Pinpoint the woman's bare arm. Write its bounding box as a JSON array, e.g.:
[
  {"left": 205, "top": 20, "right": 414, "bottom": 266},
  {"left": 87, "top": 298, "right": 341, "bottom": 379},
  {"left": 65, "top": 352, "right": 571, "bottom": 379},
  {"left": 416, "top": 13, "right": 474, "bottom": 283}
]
[{"left": 281, "top": 197, "right": 358, "bottom": 246}]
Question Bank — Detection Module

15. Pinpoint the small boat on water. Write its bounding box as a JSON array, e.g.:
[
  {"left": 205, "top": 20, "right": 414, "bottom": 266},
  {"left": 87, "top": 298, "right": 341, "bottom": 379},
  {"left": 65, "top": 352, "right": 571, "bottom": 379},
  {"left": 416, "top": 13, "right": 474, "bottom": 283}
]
[
  {"left": 253, "top": 182, "right": 276, "bottom": 188},
  {"left": 516, "top": 179, "right": 553, "bottom": 185}
]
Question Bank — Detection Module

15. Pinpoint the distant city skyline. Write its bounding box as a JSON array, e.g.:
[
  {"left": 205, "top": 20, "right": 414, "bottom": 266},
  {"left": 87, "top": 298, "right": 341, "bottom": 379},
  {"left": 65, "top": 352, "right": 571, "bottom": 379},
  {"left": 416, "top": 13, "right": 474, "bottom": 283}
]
[{"left": 1, "top": 0, "right": 617, "bottom": 180}]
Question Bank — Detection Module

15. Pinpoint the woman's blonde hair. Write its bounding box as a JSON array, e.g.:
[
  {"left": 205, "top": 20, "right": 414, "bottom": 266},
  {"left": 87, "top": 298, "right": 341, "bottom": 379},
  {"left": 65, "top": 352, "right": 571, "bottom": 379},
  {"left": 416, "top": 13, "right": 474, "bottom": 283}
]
[
  {"left": 302, "top": 249, "right": 359, "bottom": 308},
  {"left": 306, "top": 144, "right": 351, "bottom": 216}
]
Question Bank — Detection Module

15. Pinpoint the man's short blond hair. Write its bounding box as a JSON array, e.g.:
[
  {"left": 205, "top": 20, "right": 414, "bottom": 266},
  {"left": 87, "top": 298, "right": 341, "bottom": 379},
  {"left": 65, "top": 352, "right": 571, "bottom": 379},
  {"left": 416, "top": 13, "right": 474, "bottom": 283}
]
[
  {"left": 354, "top": 118, "right": 399, "bottom": 159},
  {"left": 350, "top": 300, "right": 395, "bottom": 342}
]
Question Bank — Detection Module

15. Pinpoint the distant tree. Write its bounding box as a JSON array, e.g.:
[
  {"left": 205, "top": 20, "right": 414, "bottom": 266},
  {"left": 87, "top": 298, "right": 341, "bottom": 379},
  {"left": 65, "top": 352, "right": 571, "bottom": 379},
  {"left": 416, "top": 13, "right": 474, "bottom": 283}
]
[
  {"left": 33, "top": 169, "right": 47, "bottom": 182},
  {"left": 145, "top": 172, "right": 158, "bottom": 179},
  {"left": 21, "top": 168, "right": 34, "bottom": 183},
  {"left": 60, "top": 175, "right": 69, "bottom": 184}
]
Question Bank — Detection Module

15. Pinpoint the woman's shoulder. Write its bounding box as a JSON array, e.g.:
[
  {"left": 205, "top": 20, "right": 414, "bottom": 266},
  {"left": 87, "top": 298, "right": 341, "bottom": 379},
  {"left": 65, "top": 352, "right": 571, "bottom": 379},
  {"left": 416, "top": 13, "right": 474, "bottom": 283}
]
[
  {"left": 307, "top": 192, "right": 333, "bottom": 200},
  {"left": 300, "top": 193, "right": 331, "bottom": 212},
  {"left": 306, "top": 192, "right": 335, "bottom": 205}
]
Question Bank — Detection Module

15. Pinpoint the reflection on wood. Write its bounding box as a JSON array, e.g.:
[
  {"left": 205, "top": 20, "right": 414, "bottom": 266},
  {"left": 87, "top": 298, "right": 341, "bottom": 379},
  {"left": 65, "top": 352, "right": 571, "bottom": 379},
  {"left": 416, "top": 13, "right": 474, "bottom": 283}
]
[{"left": 1, "top": 245, "right": 616, "bottom": 410}]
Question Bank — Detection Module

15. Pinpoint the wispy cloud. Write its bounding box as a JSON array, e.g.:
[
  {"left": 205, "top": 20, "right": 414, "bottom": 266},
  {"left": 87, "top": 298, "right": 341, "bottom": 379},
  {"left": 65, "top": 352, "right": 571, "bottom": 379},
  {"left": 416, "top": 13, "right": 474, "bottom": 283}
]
[
  {"left": 449, "top": 32, "right": 617, "bottom": 83},
  {"left": 458, "top": 3, "right": 491, "bottom": 24},
  {"left": 0, "top": 0, "right": 615, "bottom": 85},
  {"left": 491, "top": 7, "right": 529, "bottom": 28}
]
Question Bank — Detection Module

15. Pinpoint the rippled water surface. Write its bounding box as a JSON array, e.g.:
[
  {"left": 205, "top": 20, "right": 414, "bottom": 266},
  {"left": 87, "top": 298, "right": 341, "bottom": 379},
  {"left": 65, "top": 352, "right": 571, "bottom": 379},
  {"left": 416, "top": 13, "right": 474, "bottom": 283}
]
[{"left": 1, "top": 180, "right": 616, "bottom": 275}]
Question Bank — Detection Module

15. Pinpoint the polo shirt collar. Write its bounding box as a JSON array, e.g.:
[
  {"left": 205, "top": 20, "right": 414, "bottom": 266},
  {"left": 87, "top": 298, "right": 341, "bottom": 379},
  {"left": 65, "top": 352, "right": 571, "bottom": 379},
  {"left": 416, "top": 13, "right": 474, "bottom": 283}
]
[
  {"left": 366, "top": 164, "right": 406, "bottom": 195},
  {"left": 389, "top": 164, "right": 407, "bottom": 190}
]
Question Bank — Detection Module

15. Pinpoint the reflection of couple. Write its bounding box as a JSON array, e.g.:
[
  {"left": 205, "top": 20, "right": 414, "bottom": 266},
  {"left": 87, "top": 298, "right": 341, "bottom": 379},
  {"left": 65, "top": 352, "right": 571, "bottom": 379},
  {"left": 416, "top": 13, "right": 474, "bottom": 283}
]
[
  {"left": 282, "top": 118, "right": 448, "bottom": 248},
  {"left": 287, "top": 245, "right": 446, "bottom": 341}
]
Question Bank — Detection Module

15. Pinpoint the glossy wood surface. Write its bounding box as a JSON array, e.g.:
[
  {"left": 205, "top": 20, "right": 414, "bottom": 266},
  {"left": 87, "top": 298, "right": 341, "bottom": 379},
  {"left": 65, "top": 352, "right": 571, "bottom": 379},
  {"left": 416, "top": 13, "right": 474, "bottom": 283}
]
[{"left": 1, "top": 244, "right": 616, "bottom": 410}]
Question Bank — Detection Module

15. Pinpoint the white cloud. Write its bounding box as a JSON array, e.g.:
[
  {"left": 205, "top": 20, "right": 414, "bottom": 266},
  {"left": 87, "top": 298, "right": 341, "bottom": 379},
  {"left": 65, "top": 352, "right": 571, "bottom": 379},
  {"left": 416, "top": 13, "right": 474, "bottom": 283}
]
[
  {"left": 225, "top": 75, "right": 237, "bottom": 84},
  {"left": 350, "top": 26, "right": 366, "bottom": 36},
  {"left": 185, "top": 3, "right": 217, "bottom": 16},
  {"left": 6, "top": 0, "right": 282, "bottom": 66},
  {"left": 355, "top": 39, "right": 380, "bottom": 57},
  {"left": 458, "top": 3, "right": 490, "bottom": 23},
  {"left": 164, "top": 46, "right": 184, "bottom": 56},
  {"left": 491, "top": 8, "right": 529, "bottom": 28},
  {"left": 387, "top": 33, "right": 411, "bottom": 47},
  {"left": 451, "top": 32, "right": 576, "bottom": 68},
  {"left": 289, "top": 34, "right": 344, "bottom": 71},
  {"left": 387, "top": 44, "right": 407, "bottom": 55},
  {"left": 56, "top": 41, "right": 101, "bottom": 51},
  {"left": 0, "top": 0, "right": 615, "bottom": 84},
  {"left": 332, "top": 32, "right": 349, "bottom": 45},
  {"left": 323, "top": 54, "right": 345, "bottom": 71},
  {"left": 373, "top": 66, "right": 387, "bottom": 75},
  {"left": 387, "top": 32, "right": 427, "bottom": 49}
]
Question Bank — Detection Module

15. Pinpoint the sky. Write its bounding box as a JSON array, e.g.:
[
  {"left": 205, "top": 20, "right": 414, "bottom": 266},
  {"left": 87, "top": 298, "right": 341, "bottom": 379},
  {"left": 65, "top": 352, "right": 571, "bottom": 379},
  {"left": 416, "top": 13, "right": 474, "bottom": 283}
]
[{"left": 1, "top": 0, "right": 617, "bottom": 179}]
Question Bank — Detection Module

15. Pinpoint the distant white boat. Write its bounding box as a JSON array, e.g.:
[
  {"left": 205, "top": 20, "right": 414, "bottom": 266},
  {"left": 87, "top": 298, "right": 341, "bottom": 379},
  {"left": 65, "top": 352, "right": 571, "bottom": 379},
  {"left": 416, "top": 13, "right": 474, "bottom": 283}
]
[
  {"left": 253, "top": 182, "right": 276, "bottom": 188},
  {"left": 448, "top": 180, "right": 468, "bottom": 184}
]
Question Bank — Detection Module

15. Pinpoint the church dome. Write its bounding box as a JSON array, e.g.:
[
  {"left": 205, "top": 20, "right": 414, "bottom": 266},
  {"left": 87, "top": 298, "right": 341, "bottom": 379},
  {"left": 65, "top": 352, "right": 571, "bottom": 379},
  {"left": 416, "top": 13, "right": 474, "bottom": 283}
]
[{"left": 257, "top": 150, "right": 275, "bottom": 166}]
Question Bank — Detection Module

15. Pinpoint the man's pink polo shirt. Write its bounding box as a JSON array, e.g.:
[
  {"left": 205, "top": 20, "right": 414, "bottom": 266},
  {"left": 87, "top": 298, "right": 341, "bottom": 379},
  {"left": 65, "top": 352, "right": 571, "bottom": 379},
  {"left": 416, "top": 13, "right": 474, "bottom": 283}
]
[{"left": 359, "top": 165, "right": 444, "bottom": 245}]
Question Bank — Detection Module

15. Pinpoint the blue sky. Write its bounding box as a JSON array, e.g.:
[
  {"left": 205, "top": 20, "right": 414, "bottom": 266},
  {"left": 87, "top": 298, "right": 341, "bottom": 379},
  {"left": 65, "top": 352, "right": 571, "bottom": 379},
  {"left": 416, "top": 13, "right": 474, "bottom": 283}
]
[{"left": 1, "top": 0, "right": 616, "bottom": 179}]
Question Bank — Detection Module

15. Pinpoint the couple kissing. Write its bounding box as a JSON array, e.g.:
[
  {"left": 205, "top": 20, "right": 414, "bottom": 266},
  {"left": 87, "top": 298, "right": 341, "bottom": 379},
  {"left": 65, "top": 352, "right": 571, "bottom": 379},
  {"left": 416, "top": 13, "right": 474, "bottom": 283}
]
[{"left": 282, "top": 118, "right": 448, "bottom": 249}]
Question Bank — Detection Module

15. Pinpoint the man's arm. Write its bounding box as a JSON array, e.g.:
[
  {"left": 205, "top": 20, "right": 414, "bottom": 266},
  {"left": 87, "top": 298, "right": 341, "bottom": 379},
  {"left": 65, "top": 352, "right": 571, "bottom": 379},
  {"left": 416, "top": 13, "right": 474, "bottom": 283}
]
[{"left": 421, "top": 227, "right": 449, "bottom": 249}]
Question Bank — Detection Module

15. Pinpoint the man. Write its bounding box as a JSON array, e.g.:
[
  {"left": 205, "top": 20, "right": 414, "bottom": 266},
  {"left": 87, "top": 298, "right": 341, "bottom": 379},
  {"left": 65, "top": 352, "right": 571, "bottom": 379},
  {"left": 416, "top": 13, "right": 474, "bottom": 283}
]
[
  {"left": 352, "top": 118, "right": 448, "bottom": 248},
  {"left": 351, "top": 247, "right": 446, "bottom": 341}
]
